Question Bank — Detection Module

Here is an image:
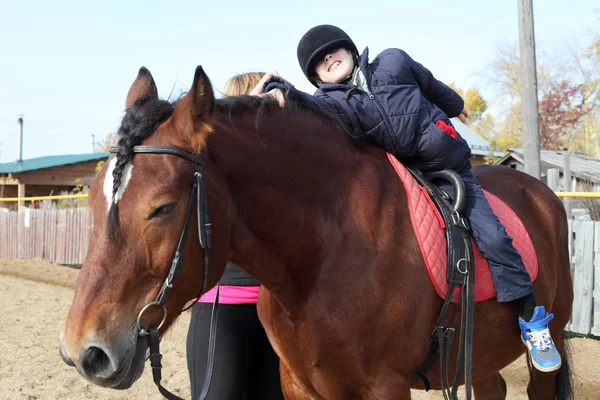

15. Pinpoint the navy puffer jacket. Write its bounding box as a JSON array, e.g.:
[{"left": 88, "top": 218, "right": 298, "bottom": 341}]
[{"left": 269, "top": 47, "right": 472, "bottom": 171}]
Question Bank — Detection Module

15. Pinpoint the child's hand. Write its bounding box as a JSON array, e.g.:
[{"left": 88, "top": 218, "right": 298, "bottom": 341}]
[
  {"left": 259, "top": 88, "right": 286, "bottom": 107},
  {"left": 458, "top": 109, "right": 469, "bottom": 123},
  {"left": 250, "top": 70, "right": 280, "bottom": 96}
]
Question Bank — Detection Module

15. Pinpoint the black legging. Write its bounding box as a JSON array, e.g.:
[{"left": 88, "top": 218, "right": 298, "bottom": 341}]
[{"left": 186, "top": 302, "right": 284, "bottom": 400}]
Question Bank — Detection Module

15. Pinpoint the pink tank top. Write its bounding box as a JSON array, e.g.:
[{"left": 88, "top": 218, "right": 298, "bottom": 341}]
[{"left": 197, "top": 285, "right": 261, "bottom": 304}]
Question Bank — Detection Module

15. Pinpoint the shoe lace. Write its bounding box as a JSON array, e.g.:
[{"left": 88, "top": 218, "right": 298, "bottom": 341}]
[{"left": 528, "top": 328, "right": 552, "bottom": 351}]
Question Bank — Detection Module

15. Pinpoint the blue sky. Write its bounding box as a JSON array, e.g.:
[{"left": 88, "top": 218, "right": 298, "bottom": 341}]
[{"left": 0, "top": 0, "right": 598, "bottom": 162}]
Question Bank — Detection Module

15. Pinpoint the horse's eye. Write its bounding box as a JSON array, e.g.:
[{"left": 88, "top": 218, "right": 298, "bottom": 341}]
[{"left": 149, "top": 203, "right": 177, "bottom": 219}]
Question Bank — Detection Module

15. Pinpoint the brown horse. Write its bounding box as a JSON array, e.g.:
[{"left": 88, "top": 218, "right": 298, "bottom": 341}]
[{"left": 59, "top": 66, "right": 573, "bottom": 399}]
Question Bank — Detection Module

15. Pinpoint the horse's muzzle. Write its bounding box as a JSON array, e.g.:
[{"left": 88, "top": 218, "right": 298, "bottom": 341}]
[
  {"left": 58, "top": 328, "right": 147, "bottom": 389},
  {"left": 58, "top": 333, "right": 75, "bottom": 367}
]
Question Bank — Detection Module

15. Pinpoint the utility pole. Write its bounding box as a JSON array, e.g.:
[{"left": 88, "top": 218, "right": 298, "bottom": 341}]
[
  {"left": 517, "top": 0, "right": 541, "bottom": 179},
  {"left": 17, "top": 116, "right": 25, "bottom": 211},
  {"left": 17, "top": 115, "right": 24, "bottom": 162}
]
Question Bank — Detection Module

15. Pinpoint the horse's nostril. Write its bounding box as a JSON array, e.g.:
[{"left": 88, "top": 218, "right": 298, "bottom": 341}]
[{"left": 80, "top": 346, "right": 112, "bottom": 377}]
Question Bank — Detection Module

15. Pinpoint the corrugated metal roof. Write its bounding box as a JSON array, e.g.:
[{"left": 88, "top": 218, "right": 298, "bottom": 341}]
[
  {"left": 0, "top": 153, "right": 110, "bottom": 174},
  {"left": 497, "top": 149, "right": 600, "bottom": 182},
  {"left": 450, "top": 118, "right": 505, "bottom": 157}
]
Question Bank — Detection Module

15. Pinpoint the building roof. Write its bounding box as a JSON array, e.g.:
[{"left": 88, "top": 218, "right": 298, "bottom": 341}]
[
  {"left": 496, "top": 149, "right": 600, "bottom": 183},
  {"left": 0, "top": 153, "right": 110, "bottom": 174},
  {"left": 450, "top": 118, "right": 505, "bottom": 157}
]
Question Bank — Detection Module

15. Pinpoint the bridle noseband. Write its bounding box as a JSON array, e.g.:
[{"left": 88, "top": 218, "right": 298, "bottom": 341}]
[{"left": 109, "top": 145, "right": 214, "bottom": 400}]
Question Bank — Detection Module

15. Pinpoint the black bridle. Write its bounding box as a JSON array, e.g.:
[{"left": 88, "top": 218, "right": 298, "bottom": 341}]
[{"left": 109, "top": 145, "right": 217, "bottom": 400}]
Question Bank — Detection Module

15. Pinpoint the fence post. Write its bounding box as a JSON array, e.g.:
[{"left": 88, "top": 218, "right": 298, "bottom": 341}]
[
  {"left": 547, "top": 168, "right": 560, "bottom": 191},
  {"left": 17, "top": 183, "right": 26, "bottom": 212},
  {"left": 592, "top": 221, "right": 600, "bottom": 336},
  {"left": 563, "top": 151, "right": 572, "bottom": 220},
  {"left": 570, "top": 220, "right": 595, "bottom": 334}
]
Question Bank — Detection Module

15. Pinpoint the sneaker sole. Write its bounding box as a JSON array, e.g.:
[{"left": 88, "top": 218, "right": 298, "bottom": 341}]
[{"left": 521, "top": 337, "right": 562, "bottom": 373}]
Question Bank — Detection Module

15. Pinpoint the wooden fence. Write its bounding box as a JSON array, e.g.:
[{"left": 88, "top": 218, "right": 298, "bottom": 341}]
[
  {"left": 1, "top": 208, "right": 599, "bottom": 335},
  {"left": 568, "top": 220, "right": 600, "bottom": 335},
  {"left": 0, "top": 208, "right": 93, "bottom": 265}
]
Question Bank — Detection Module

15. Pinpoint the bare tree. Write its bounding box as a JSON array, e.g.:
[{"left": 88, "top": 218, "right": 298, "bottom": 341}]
[{"left": 95, "top": 132, "right": 118, "bottom": 152}]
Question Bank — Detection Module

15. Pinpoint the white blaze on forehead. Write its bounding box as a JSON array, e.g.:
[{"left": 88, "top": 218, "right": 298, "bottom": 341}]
[{"left": 103, "top": 157, "right": 134, "bottom": 210}]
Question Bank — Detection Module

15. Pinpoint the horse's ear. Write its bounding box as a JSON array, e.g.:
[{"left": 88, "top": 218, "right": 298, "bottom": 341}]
[
  {"left": 173, "top": 66, "right": 214, "bottom": 152},
  {"left": 125, "top": 67, "right": 158, "bottom": 109},
  {"left": 189, "top": 65, "right": 215, "bottom": 128}
]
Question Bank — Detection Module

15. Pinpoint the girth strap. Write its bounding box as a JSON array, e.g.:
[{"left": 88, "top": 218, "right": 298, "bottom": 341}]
[
  {"left": 452, "top": 266, "right": 474, "bottom": 399},
  {"left": 406, "top": 166, "right": 474, "bottom": 400}
]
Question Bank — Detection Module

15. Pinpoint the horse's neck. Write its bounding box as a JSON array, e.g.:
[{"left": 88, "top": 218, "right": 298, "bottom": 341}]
[{"left": 207, "top": 114, "right": 355, "bottom": 308}]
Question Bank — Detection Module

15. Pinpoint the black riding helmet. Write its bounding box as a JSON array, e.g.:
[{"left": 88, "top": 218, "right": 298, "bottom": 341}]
[{"left": 297, "top": 25, "right": 358, "bottom": 87}]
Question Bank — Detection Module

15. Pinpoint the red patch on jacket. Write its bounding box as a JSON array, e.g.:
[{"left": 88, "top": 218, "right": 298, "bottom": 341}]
[{"left": 435, "top": 120, "right": 457, "bottom": 140}]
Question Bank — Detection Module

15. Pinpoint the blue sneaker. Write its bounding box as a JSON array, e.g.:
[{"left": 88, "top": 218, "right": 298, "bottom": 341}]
[{"left": 519, "top": 306, "right": 562, "bottom": 372}]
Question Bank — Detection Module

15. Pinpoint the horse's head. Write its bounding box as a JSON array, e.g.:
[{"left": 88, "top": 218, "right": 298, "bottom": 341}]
[{"left": 59, "top": 66, "right": 230, "bottom": 388}]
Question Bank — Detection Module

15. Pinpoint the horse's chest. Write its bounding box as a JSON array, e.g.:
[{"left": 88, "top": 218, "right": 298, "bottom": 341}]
[
  {"left": 257, "top": 291, "right": 307, "bottom": 370},
  {"left": 257, "top": 292, "right": 360, "bottom": 399}
]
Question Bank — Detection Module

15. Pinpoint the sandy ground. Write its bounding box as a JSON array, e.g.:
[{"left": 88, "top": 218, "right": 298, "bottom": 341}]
[{"left": 0, "top": 258, "right": 599, "bottom": 400}]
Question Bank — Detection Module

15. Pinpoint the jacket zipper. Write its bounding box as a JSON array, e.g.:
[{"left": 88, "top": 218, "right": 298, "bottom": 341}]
[{"left": 362, "top": 79, "right": 398, "bottom": 149}]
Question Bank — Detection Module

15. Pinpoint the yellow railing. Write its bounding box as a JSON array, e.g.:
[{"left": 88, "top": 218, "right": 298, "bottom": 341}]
[
  {"left": 554, "top": 192, "right": 600, "bottom": 198},
  {"left": 1, "top": 192, "right": 600, "bottom": 203},
  {"left": 0, "top": 194, "right": 89, "bottom": 202}
]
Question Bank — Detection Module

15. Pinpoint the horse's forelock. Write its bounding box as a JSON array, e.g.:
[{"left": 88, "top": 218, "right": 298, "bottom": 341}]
[{"left": 107, "top": 96, "right": 175, "bottom": 239}]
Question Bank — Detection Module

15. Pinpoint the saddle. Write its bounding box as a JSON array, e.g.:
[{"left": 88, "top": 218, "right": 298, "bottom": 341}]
[{"left": 405, "top": 165, "right": 475, "bottom": 400}]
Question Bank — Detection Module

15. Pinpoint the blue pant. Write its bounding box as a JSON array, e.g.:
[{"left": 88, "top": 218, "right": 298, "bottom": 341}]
[{"left": 437, "top": 165, "right": 534, "bottom": 303}]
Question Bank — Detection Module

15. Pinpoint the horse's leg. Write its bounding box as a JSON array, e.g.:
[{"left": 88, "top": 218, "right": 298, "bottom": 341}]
[
  {"left": 527, "top": 367, "right": 559, "bottom": 399},
  {"left": 368, "top": 373, "right": 412, "bottom": 399},
  {"left": 472, "top": 372, "right": 507, "bottom": 400},
  {"left": 280, "top": 363, "right": 413, "bottom": 400}
]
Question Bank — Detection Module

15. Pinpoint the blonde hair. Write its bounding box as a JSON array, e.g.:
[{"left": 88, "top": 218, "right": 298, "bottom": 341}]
[{"left": 223, "top": 72, "right": 266, "bottom": 96}]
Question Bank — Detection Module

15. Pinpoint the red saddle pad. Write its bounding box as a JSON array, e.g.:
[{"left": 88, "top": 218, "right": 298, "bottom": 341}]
[{"left": 387, "top": 154, "right": 538, "bottom": 303}]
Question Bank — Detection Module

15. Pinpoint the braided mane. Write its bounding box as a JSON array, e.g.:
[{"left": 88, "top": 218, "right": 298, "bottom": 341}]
[{"left": 108, "top": 96, "right": 174, "bottom": 238}]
